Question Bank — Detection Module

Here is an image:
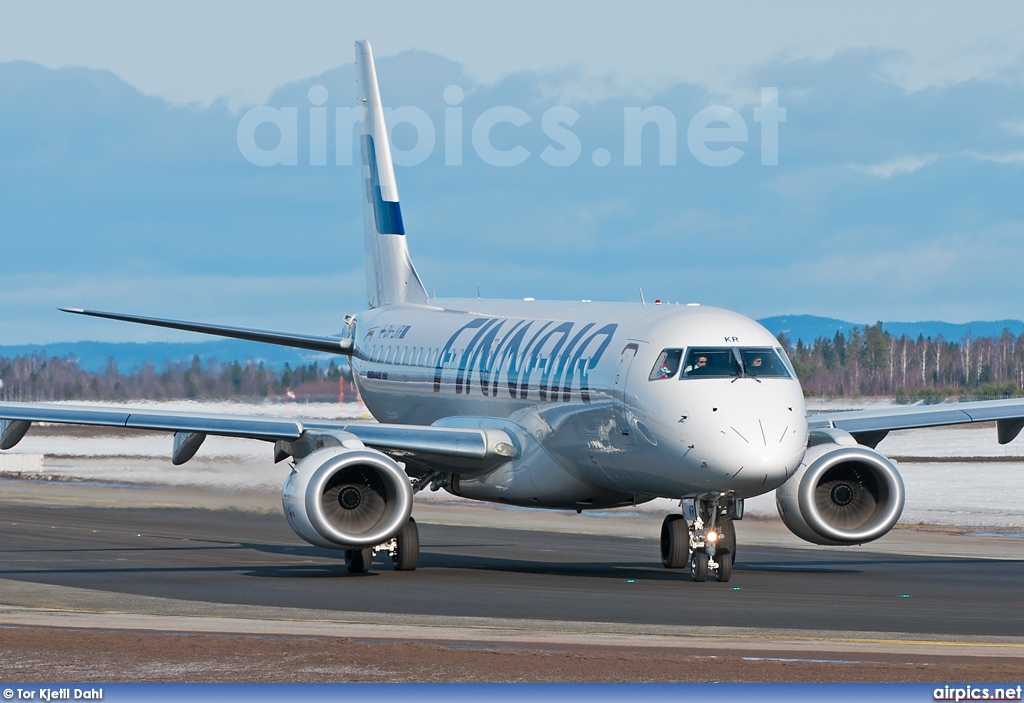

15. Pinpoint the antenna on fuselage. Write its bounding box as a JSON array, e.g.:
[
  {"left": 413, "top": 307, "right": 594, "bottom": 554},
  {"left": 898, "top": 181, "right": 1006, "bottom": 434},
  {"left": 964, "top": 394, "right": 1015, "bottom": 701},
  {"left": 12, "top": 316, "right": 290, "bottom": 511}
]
[{"left": 639, "top": 288, "right": 646, "bottom": 307}]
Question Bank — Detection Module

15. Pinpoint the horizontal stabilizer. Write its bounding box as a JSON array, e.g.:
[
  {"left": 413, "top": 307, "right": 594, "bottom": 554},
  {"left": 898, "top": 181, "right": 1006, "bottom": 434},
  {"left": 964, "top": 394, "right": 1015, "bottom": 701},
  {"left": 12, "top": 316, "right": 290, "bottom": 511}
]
[{"left": 60, "top": 308, "right": 352, "bottom": 356}]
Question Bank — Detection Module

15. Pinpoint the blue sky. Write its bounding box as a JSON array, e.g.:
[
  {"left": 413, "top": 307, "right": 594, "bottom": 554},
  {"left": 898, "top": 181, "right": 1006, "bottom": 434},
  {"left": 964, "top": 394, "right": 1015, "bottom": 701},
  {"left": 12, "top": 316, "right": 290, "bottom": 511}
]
[{"left": 2, "top": 2, "right": 1024, "bottom": 343}]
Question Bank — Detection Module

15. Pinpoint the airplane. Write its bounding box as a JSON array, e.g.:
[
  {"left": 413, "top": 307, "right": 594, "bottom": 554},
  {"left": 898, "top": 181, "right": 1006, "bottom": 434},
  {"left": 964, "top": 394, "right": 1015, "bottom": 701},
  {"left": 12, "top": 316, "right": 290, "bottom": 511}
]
[{"left": 3, "top": 40, "right": 1024, "bottom": 582}]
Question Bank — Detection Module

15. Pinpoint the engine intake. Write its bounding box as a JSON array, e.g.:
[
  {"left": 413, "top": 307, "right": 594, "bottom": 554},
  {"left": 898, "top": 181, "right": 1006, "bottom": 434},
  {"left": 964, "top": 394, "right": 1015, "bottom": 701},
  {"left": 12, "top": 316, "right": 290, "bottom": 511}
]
[
  {"left": 282, "top": 446, "right": 413, "bottom": 549},
  {"left": 776, "top": 437, "right": 905, "bottom": 546}
]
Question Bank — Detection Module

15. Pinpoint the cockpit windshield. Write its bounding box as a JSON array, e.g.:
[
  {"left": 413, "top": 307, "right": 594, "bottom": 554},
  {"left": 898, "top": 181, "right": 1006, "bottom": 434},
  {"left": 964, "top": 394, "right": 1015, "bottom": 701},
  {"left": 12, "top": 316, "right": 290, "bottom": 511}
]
[
  {"left": 740, "top": 347, "right": 790, "bottom": 378},
  {"left": 680, "top": 348, "right": 741, "bottom": 378},
  {"left": 661, "top": 346, "right": 793, "bottom": 380}
]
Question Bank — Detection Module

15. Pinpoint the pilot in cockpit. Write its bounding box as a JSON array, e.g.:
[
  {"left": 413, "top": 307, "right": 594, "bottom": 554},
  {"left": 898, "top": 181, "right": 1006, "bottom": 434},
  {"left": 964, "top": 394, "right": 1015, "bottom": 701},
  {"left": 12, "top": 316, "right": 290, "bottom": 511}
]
[{"left": 684, "top": 355, "right": 709, "bottom": 375}]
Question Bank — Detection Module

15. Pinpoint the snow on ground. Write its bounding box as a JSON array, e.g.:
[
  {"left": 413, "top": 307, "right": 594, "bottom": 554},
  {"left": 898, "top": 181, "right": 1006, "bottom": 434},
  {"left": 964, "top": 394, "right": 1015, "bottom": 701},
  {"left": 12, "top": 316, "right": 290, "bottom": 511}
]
[{"left": 4, "top": 399, "right": 1024, "bottom": 528}]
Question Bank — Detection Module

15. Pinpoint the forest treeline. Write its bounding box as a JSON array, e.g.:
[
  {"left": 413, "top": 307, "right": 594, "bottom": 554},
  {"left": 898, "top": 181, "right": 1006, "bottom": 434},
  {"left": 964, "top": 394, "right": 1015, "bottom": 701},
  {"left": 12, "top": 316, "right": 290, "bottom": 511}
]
[
  {"left": 782, "top": 323, "right": 1024, "bottom": 401},
  {"left": 0, "top": 355, "right": 356, "bottom": 403},
  {"left": 2, "top": 323, "right": 1024, "bottom": 402}
]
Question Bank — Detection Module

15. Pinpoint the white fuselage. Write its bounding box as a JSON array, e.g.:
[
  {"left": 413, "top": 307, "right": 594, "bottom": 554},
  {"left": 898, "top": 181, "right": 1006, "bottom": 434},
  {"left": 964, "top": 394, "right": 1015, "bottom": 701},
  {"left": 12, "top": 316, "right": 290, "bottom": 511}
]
[{"left": 349, "top": 299, "right": 808, "bottom": 508}]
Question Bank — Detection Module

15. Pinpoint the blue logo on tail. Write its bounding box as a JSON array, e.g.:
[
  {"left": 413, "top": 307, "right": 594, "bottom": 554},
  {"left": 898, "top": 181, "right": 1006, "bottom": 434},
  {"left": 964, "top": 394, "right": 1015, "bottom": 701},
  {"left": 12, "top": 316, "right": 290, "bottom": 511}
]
[{"left": 361, "top": 135, "right": 405, "bottom": 235}]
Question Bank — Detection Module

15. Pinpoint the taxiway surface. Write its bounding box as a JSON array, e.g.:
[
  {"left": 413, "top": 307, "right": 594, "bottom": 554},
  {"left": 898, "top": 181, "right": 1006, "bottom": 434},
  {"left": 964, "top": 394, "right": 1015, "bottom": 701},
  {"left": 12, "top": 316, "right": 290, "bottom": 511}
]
[
  {"left": 1, "top": 499, "right": 1023, "bottom": 637},
  {"left": 1, "top": 480, "right": 1022, "bottom": 681}
]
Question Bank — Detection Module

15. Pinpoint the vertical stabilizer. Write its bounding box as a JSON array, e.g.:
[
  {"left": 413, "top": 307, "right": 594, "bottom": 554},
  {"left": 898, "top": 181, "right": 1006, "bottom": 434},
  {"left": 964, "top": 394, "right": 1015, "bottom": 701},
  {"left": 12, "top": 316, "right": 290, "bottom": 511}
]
[{"left": 356, "top": 40, "right": 429, "bottom": 308}]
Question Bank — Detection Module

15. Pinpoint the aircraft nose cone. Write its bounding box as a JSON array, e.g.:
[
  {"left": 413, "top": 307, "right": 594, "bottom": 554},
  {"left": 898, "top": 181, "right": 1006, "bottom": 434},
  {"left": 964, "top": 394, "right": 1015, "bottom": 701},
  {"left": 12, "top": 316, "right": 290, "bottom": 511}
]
[
  {"left": 729, "top": 418, "right": 789, "bottom": 449},
  {"left": 718, "top": 417, "right": 804, "bottom": 490},
  {"left": 755, "top": 419, "right": 790, "bottom": 448}
]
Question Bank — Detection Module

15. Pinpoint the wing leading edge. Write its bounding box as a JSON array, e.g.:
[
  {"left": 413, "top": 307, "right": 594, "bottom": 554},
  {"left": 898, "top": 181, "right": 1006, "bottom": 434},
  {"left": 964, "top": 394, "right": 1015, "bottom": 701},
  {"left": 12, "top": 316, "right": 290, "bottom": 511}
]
[
  {"left": 0, "top": 402, "right": 516, "bottom": 474},
  {"left": 808, "top": 397, "right": 1024, "bottom": 447}
]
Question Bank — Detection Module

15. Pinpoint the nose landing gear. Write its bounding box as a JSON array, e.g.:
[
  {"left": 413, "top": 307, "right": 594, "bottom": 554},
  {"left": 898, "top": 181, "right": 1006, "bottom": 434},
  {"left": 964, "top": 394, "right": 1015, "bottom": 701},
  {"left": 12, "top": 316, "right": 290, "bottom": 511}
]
[{"left": 661, "top": 495, "right": 741, "bottom": 583}]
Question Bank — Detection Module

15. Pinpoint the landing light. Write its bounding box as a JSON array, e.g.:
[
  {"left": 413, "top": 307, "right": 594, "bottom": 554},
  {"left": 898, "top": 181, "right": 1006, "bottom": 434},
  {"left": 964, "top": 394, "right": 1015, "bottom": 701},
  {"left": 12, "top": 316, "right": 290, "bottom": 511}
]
[
  {"left": 706, "top": 530, "right": 719, "bottom": 543},
  {"left": 494, "top": 442, "right": 515, "bottom": 457}
]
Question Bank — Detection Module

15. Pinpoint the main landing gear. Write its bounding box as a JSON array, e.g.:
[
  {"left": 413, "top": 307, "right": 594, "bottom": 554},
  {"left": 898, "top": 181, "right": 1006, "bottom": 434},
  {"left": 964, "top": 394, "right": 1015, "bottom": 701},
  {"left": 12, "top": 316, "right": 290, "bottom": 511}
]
[
  {"left": 660, "top": 495, "right": 742, "bottom": 583},
  {"left": 344, "top": 517, "right": 420, "bottom": 573}
]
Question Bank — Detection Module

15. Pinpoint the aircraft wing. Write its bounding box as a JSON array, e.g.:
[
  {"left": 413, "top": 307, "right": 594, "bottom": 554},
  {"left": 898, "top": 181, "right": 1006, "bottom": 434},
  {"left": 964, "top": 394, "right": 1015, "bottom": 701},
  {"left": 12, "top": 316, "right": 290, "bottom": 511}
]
[
  {"left": 60, "top": 308, "right": 353, "bottom": 356},
  {"left": 0, "top": 402, "right": 516, "bottom": 474},
  {"left": 807, "top": 397, "right": 1024, "bottom": 447}
]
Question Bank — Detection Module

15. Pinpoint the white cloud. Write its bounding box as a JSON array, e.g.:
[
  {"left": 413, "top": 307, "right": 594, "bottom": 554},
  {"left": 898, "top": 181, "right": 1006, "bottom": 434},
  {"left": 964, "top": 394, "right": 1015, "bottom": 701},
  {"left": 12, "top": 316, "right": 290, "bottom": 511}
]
[
  {"left": 967, "top": 150, "right": 1024, "bottom": 165},
  {"left": 4, "top": 1, "right": 1024, "bottom": 106},
  {"left": 0, "top": 272, "right": 364, "bottom": 345},
  {"left": 1000, "top": 120, "right": 1024, "bottom": 135},
  {"left": 851, "top": 154, "right": 937, "bottom": 178},
  {"left": 720, "top": 225, "right": 1024, "bottom": 323}
]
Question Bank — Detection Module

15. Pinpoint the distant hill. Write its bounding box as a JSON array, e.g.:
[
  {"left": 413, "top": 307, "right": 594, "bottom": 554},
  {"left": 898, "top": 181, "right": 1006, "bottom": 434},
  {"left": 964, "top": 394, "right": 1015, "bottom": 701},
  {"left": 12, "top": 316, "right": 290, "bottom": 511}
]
[
  {"left": 0, "top": 339, "right": 341, "bottom": 373},
  {"left": 757, "top": 315, "right": 1024, "bottom": 345},
  {"left": 757, "top": 315, "right": 861, "bottom": 345},
  {"left": 4, "top": 315, "right": 1024, "bottom": 371}
]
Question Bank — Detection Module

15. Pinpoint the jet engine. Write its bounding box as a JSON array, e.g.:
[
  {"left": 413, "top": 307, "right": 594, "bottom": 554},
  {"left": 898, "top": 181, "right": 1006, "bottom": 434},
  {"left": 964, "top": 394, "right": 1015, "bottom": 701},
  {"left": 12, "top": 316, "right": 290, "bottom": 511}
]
[
  {"left": 776, "top": 430, "right": 905, "bottom": 545},
  {"left": 282, "top": 445, "right": 413, "bottom": 549}
]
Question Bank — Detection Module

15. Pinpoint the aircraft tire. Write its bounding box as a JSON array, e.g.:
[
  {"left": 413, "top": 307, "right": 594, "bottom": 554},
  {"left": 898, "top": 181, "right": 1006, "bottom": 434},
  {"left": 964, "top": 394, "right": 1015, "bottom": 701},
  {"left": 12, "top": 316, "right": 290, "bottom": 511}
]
[
  {"left": 660, "top": 514, "right": 689, "bottom": 568},
  {"left": 690, "top": 551, "right": 709, "bottom": 582},
  {"left": 718, "top": 518, "right": 736, "bottom": 561},
  {"left": 716, "top": 551, "right": 733, "bottom": 583},
  {"left": 393, "top": 517, "right": 419, "bottom": 571},
  {"left": 345, "top": 548, "right": 373, "bottom": 573}
]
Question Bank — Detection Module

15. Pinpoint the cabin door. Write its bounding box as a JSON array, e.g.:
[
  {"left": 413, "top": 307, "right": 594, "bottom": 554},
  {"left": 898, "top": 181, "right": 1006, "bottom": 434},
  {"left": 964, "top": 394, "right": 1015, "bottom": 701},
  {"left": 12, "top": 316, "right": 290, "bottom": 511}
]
[{"left": 612, "top": 343, "right": 639, "bottom": 437}]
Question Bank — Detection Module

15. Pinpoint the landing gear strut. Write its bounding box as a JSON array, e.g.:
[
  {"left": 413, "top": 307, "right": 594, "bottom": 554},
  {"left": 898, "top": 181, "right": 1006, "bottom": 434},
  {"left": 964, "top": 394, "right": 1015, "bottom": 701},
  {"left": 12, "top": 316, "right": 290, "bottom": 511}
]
[
  {"left": 662, "top": 495, "right": 742, "bottom": 583},
  {"left": 344, "top": 517, "right": 420, "bottom": 573}
]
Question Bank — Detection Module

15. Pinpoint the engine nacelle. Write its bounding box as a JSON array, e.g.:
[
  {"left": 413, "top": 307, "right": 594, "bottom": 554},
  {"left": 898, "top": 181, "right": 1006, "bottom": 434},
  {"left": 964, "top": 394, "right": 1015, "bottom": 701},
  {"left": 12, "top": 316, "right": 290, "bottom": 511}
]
[
  {"left": 282, "top": 446, "right": 413, "bottom": 549},
  {"left": 776, "top": 433, "right": 905, "bottom": 545}
]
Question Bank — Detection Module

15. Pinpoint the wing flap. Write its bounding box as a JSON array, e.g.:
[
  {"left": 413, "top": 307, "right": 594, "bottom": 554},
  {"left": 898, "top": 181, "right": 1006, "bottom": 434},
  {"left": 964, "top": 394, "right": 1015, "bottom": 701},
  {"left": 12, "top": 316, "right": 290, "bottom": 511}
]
[{"left": 124, "top": 412, "right": 304, "bottom": 440}]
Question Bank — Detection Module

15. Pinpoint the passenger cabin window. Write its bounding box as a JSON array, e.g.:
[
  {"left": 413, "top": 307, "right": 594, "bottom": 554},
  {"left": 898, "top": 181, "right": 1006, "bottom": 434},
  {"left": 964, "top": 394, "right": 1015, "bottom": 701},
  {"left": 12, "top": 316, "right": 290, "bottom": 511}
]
[{"left": 649, "top": 349, "right": 682, "bottom": 380}]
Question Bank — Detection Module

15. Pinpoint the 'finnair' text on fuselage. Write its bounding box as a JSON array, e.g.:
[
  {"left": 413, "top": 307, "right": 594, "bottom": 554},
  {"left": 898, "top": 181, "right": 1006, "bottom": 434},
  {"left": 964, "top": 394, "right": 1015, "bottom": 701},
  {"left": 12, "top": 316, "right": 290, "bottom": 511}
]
[{"left": 360, "top": 317, "right": 618, "bottom": 403}]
